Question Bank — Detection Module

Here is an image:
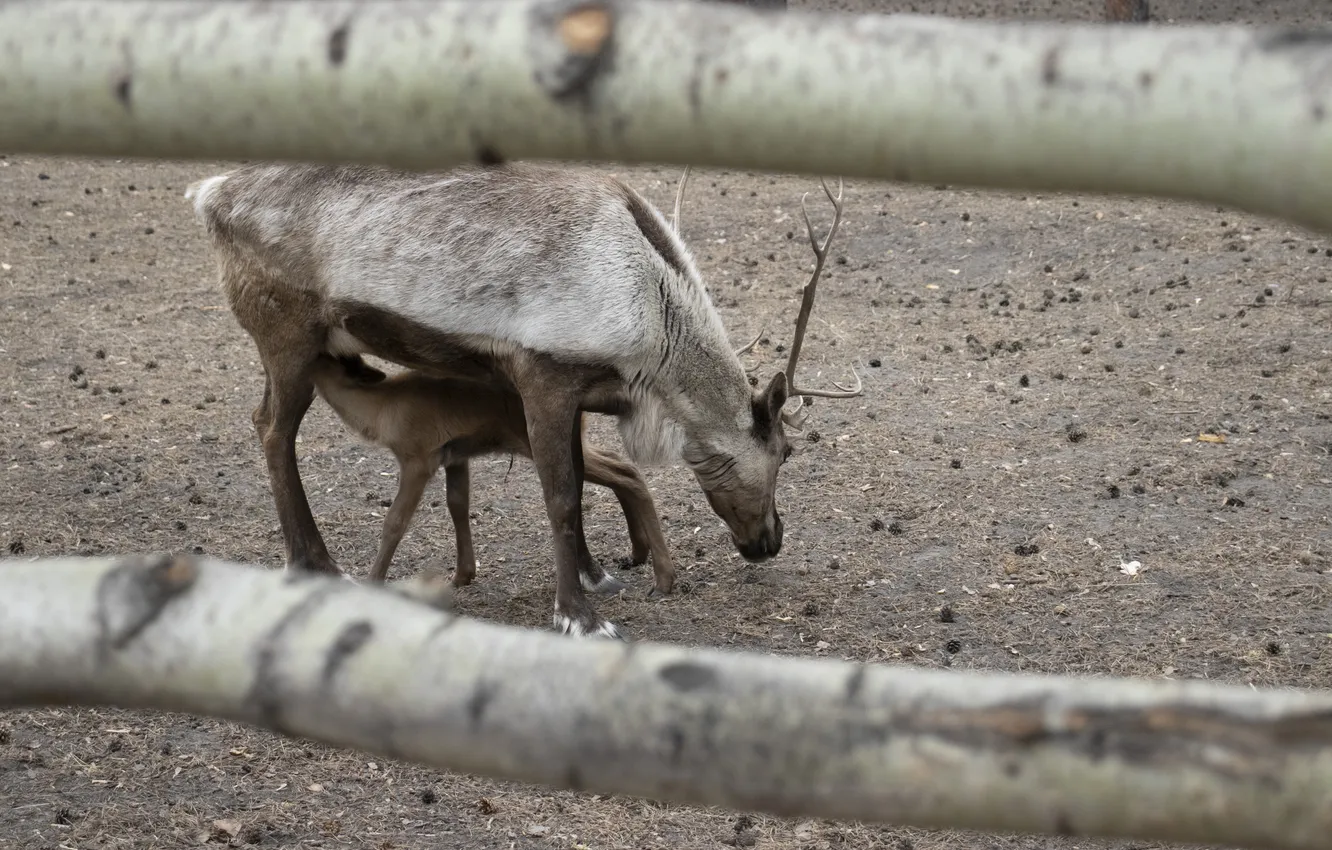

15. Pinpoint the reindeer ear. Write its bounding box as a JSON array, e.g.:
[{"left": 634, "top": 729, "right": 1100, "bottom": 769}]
[
  {"left": 762, "top": 372, "right": 789, "bottom": 421},
  {"left": 751, "top": 373, "right": 789, "bottom": 439}
]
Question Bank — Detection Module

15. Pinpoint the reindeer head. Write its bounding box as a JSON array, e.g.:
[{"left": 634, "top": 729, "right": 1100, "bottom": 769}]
[
  {"left": 677, "top": 172, "right": 862, "bottom": 563},
  {"left": 682, "top": 366, "right": 792, "bottom": 562}
]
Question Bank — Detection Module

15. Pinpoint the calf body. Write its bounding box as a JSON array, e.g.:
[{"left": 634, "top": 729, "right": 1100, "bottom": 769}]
[{"left": 309, "top": 354, "right": 675, "bottom": 595}]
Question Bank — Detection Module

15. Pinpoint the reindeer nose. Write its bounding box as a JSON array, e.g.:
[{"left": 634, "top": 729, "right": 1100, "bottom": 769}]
[
  {"left": 736, "top": 513, "right": 783, "bottom": 563},
  {"left": 768, "top": 512, "right": 784, "bottom": 555}
]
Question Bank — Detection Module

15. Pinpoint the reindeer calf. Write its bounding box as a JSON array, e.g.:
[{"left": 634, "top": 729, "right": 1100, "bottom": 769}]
[{"left": 309, "top": 353, "right": 675, "bottom": 595}]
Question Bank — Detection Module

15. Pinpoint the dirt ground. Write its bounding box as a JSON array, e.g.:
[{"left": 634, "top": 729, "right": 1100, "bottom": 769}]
[{"left": 3, "top": 0, "right": 1332, "bottom": 848}]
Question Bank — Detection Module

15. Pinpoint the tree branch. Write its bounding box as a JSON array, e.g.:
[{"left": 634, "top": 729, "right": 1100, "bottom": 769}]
[
  {"left": 1, "top": 1, "right": 1332, "bottom": 232},
  {"left": 3, "top": 554, "right": 1332, "bottom": 850}
]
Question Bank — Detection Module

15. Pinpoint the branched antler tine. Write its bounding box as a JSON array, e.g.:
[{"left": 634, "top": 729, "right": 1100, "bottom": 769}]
[
  {"left": 781, "top": 408, "right": 809, "bottom": 431},
  {"left": 670, "top": 165, "right": 692, "bottom": 234},
  {"left": 789, "top": 365, "right": 863, "bottom": 398},
  {"left": 733, "top": 327, "right": 764, "bottom": 357},
  {"left": 783, "top": 176, "right": 846, "bottom": 390}
]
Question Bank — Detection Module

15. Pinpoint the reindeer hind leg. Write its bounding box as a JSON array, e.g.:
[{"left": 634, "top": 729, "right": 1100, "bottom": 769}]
[
  {"left": 252, "top": 345, "right": 341, "bottom": 576},
  {"left": 229, "top": 275, "right": 341, "bottom": 577}
]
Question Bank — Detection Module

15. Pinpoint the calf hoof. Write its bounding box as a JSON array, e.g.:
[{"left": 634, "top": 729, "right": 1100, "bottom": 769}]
[
  {"left": 645, "top": 582, "right": 675, "bottom": 600},
  {"left": 553, "top": 612, "right": 626, "bottom": 641},
  {"left": 388, "top": 571, "right": 456, "bottom": 612},
  {"left": 580, "top": 571, "right": 628, "bottom": 596}
]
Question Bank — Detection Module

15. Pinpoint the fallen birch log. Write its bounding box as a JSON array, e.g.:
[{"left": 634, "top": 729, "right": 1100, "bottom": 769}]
[
  {"left": 2, "top": 554, "right": 1331, "bottom": 850},
  {"left": 1, "top": 1, "right": 1332, "bottom": 233}
]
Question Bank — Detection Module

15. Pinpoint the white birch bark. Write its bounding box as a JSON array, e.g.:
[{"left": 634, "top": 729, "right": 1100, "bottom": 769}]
[
  {"left": 2, "top": 554, "right": 1331, "bottom": 850},
  {"left": 0, "top": 1, "right": 1331, "bottom": 232}
]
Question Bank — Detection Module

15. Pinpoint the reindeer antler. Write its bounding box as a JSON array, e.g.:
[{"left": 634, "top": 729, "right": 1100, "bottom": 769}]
[
  {"left": 672, "top": 164, "right": 765, "bottom": 365},
  {"left": 782, "top": 177, "right": 862, "bottom": 430},
  {"left": 670, "top": 165, "right": 692, "bottom": 234}
]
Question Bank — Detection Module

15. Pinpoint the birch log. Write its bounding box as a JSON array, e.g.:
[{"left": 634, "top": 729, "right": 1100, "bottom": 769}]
[
  {"left": 2, "top": 1, "right": 1332, "bottom": 233},
  {"left": 3, "top": 554, "right": 1332, "bottom": 850}
]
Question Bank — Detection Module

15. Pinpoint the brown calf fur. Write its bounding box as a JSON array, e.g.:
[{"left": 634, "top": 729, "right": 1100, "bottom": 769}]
[
  {"left": 1105, "top": 0, "right": 1149, "bottom": 22},
  {"left": 309, "top": 354, "right": 675, "bottom": 595}
]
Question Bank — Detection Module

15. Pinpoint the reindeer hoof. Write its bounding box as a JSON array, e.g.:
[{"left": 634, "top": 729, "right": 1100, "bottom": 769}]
[
  {"left": 553, "top": 613, "right": 626, "bottom": 641},
  {"left": 451, "top": 560, "right": 478, "bottom": 587},
  {"left": 284, "top": 556, "right": 342, "bottom": 576},
  {"left": 580, "top": 572, "right": 628, "bottom": 595}
]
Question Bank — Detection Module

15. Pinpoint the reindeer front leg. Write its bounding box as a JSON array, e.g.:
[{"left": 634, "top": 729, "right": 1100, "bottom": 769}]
[{"left": 521, "top": 383, "right": 622, "bottom": 640}]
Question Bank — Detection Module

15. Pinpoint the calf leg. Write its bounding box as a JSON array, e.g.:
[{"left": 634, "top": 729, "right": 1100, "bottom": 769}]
[
  {"left": 584, "top": 447, "right": 676, "bottom": 596},
  {"left": 444, "top": 460, "right": 479, "bottom": 587},
  {"left": 368, "top": 455, "right": 436, "bottom": 582},
  {"left": 520, "top": 384, "right": 621, "bottom": 639}
]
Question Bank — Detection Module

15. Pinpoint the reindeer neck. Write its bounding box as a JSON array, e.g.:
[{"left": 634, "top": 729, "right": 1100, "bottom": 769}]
[
  {"left": 653, "top": 326, "right": 753, "bottom": 436},
  {"left": 637, "top": 259, "right": 756, "bottom": 436}
]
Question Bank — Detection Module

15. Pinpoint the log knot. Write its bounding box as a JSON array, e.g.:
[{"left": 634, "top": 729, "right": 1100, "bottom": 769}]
[
  {"left": 529, "top": 0, "right": 617, "bottom": 103},
  {"left": 95, "top": 553, "right": 199, "bottom": 656}
]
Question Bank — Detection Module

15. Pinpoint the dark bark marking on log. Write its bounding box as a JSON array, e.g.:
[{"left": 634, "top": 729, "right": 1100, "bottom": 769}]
[
  {"left": 423, "top": 614, "right": 462, "bottom": 645},
  {"left": 565, "top": 763, "right": 585, "bottom": 791},
  {"left": 328, "top": 22, "right": 351, "bottom": 66},
  {"left": 531, "top": 0, "right": 616, "bottom": 104},
  {"left": 113, "top": 76, "right": 132, "bottom": 111},
  {"left": 659, "top": 661, "right": 719, "bottom": 693},
  {"left": 892, "top": 699, "right": 1332, "bottom": 785},
  {"left": 244, "top": 583, "right": 344, "bottom": 734},
  {"left": 1041, "top": 47, "right": 1061, "bottom": 86},
  {"left": 467, "top": 680, "right": 501, "bottom": 729},
  {"left": 321, "top": 620, "right": 374, "bottom": 686},
  {"left": 95, "top": 554, "right": 198, "bottom": 657},
  {"left": 843, "top": 665, "right": 867, "bottom": 704},
  {"left": 666, "top": 725, "right": 686, "bottom": 766},
  {"left": 1054, "top": 813, "right": 1076, "bottom": 836},
  {"left": 1260, "top": 29, "right": 1332, "bottom": 51},
  {"left": 687, "top": 48, "right": 707, "bottom": 118},
  {"left": 474, "top": 141, "right": 505, "bottom": 167}
]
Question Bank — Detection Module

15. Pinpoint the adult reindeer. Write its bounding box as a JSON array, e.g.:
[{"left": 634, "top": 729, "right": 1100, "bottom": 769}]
[{"left": 187, "top": 162, "right": 858, "bottom": 639}]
